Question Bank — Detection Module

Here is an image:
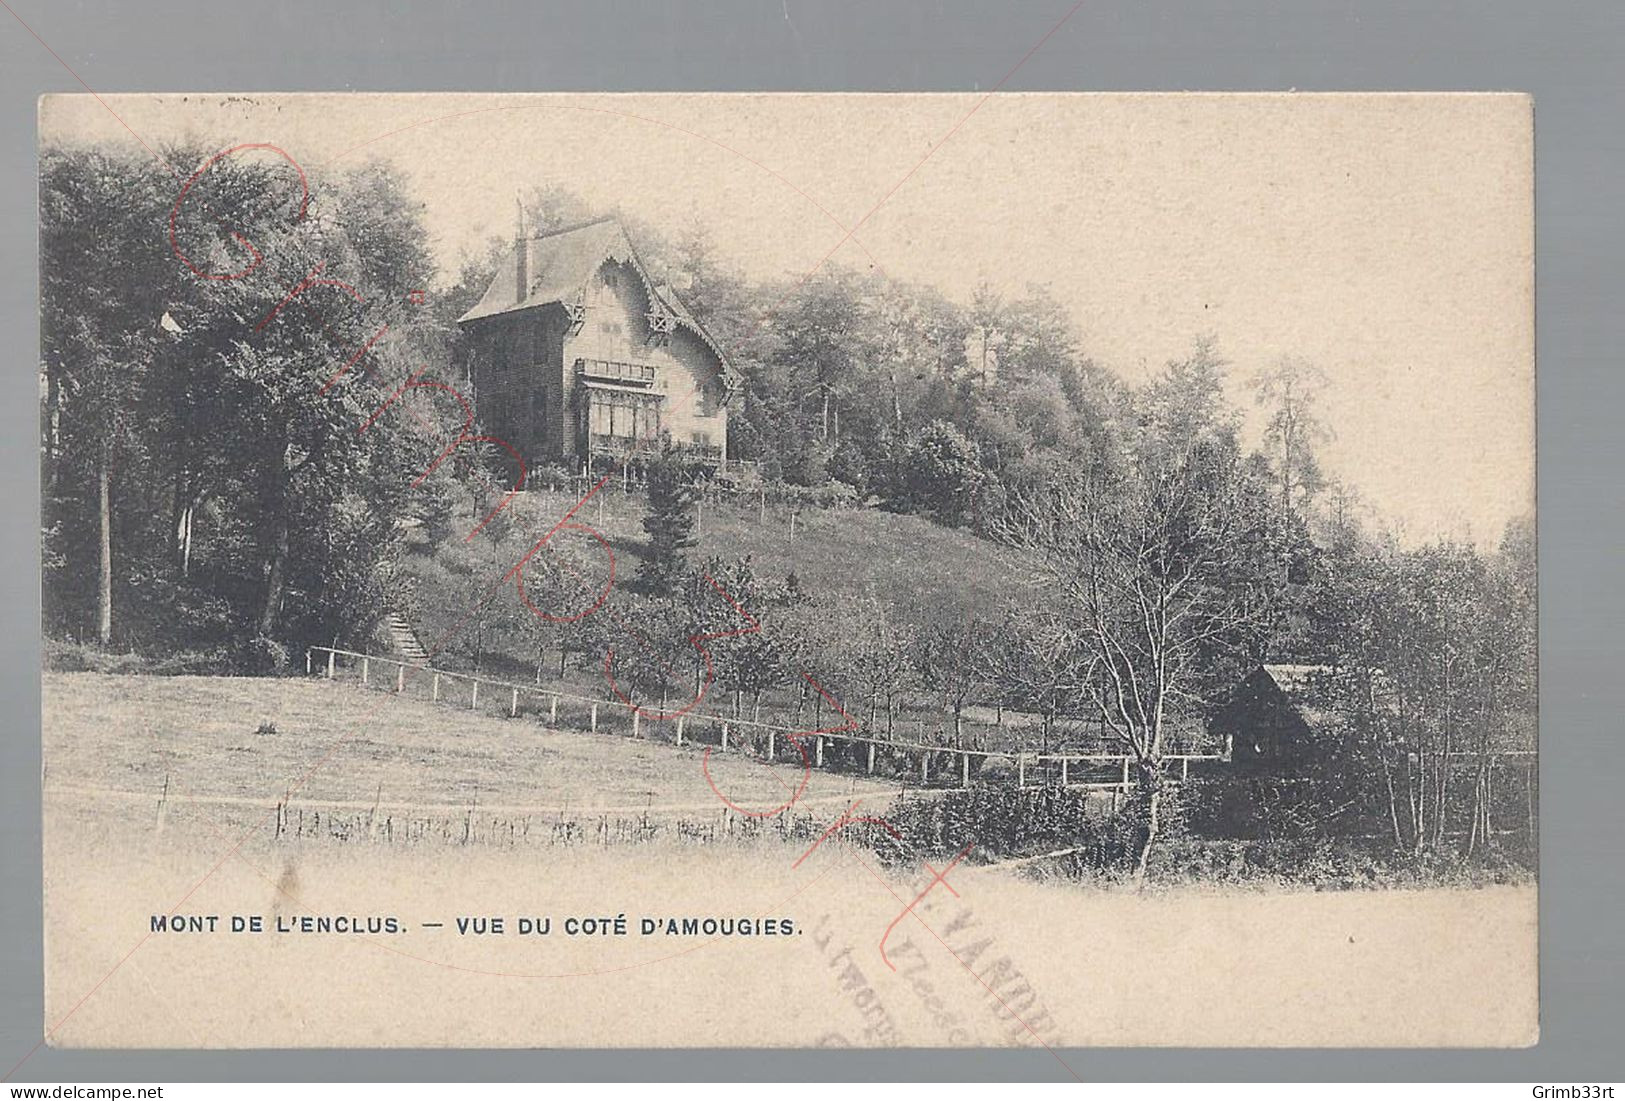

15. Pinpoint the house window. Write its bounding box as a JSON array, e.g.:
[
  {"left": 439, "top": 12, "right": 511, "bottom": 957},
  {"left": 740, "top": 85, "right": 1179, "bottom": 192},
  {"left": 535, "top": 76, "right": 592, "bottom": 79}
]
[
  {"left": 587, "top": 391, "right": 661, "bottom": 441},
  {"left": 588, "top": 394, "right": 621, "bottom": 438}
]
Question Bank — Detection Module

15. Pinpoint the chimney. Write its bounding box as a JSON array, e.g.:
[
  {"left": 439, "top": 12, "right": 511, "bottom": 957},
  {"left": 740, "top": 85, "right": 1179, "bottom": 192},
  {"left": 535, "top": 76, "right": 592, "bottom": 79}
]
[{"left": 514, "top": 193, "right": 528, "bottom": 304}]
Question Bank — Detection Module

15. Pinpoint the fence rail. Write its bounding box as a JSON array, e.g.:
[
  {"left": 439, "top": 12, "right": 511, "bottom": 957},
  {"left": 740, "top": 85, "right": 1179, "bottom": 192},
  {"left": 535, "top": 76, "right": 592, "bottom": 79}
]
[{"left": 306, "top": 646, "right": 1229, "bottom": 792}]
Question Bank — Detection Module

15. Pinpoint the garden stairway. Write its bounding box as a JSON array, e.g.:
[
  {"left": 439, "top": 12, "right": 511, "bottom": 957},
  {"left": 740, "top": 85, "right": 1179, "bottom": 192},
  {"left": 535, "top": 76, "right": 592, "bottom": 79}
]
[{"left": 382, "top": 611, "right": 430, "bottom": 665}]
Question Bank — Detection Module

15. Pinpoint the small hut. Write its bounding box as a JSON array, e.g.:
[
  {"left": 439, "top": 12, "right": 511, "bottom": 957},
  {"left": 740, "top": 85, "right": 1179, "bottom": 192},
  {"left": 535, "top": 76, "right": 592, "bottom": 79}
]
[{"left": 1208, "top": 664, "right": 1344, "bottom": 776}]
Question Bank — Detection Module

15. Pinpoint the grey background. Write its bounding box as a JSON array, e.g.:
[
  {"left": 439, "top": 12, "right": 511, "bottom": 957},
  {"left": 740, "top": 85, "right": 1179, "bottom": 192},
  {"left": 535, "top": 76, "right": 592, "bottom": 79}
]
[{"left": 1, "top": 0, "right": 1619, "bottom": 1083}]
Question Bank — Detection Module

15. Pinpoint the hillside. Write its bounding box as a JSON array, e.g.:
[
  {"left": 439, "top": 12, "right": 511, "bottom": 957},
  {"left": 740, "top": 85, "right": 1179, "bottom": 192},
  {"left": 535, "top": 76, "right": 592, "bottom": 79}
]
[
  {"left": 398, "top": 484, "right": 1047, "bottom": 690},
  {"left": 507, "top": 484, "right": 1043, "bottom": 625}
]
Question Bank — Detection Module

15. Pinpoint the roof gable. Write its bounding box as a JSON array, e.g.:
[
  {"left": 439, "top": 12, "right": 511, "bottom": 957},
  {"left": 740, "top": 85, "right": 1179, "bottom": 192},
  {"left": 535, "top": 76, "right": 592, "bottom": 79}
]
[
  {"left": 458, "top": 218, "right": 625, "bottom": 324},
  {"left": 456, "top": 217, "right": 736, "bottom": 386},
  {"left": 1207, "top": 664, "right": 1338, "bottom": 739},
  {"left": 1260, "top": 663, "right": 1338, "bottom": 699}
]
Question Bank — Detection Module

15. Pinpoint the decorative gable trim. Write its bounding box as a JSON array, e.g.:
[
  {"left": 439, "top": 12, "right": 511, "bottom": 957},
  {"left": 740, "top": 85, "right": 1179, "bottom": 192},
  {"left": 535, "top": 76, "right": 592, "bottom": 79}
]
[{"left": 562, "top": 286, "right": 589, "bottom": 334}]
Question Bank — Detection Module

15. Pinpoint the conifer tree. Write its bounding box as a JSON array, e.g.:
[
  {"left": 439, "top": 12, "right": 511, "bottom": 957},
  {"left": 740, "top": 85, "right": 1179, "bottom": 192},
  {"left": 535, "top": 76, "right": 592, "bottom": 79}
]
[{"left": 638, "top": 439, "right": 699, "bottom": 594}]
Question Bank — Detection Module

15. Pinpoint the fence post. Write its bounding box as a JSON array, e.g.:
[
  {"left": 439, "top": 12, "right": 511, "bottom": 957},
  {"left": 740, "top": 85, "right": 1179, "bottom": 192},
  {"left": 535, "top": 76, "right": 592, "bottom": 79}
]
[
  {"left": 1061, "top": 757, "right": 1069, "bottom": 786},
  {"left": 867, "top": 743, "right": 876, "bottom": 774},
  {"left": 1122, "top": 757, "right": 1130, "bottom": 788},
  {"left": 767, "top": 729, "right": 774, "bottom": 760},
  {"left": 471, "top": 680, "right": 479, "bottom": 710},
  {"left": 1181, "top": 756, "right": 1189, "bottom": 782},
  {"left": 550, "top": 696, "right": 558, "bottom": 724},
  {"left": 721, "top": 723, "right": 729, "bottom": 751},
  {"left": 361, "top": 657, "right": 369, "bottom": 685},
  {"left": 815, "top": 736, "right": 824, "bottom": 768},
  {"left": 590, "top": 703, "right": 598, "bottom": 732},
  {"left": 921, "top": 752, "right": 929, "bottom": 783},
  {"left": 306, "top": 650, "right": 312, "bottom": 675},
  {"left": 1017, "top": 754, "right": 1026, "bottom": 789},
  {"left": 326, "top": 650, "right": 335, "bottom": 679},
  {"left": 510, "top": 688, "right": 519, "bottom": 718},
  {"left": 676, "top": 717, "right": 685, "bottom": 745},
  {"left": 432, "top": 673, "right": 440, "bottom": 702},
  {"left": 962, "top": 752, "right": 971, "bottom": 787},
  {"left": 396, "top": 666, "right": 405, "bottom": 694},
  {"left": 633, "top": 710, "right": 641, "bottom": 739}
]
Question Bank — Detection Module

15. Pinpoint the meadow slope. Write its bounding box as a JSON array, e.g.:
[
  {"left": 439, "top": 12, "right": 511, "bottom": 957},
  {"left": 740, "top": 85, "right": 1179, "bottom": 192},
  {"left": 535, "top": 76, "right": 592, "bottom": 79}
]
[
  {"left": 450, "top": 484, "right": 1043, "bottom": 627},
  {"left": 42, "top": 671, "right": 899, "bottom": 819}
]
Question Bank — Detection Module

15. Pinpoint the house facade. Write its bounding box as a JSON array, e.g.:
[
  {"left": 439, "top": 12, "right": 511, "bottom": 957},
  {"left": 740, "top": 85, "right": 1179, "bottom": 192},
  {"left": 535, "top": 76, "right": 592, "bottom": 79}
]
[{"left": 456, "top": 215, "right": 737, "bottom": 471}]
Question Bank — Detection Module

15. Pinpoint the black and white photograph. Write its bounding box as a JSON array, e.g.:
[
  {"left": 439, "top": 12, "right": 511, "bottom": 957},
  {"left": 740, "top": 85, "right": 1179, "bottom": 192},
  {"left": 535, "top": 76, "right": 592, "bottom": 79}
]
[{"left": 36, "top": 91, "right": 1536, "bottom": 1050}]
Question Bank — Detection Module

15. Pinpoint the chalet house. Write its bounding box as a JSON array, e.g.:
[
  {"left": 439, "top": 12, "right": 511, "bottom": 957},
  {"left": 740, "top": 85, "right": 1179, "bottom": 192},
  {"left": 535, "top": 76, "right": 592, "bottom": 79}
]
[{"left": 456, "top": 215, "right": 738, "bottom": 471}]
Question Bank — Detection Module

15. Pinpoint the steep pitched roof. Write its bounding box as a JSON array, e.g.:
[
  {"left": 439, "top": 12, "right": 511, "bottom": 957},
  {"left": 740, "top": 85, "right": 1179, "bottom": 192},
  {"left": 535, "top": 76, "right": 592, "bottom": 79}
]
[
  {"left": 1261, "top": 663, "right": 1337, "bottom": 698},
  {"left": 1258, "top": 664, "right": 1342, "bottom": 730},
  {"left": 456, "top": 217, "right": 736, "bottom": 386}
]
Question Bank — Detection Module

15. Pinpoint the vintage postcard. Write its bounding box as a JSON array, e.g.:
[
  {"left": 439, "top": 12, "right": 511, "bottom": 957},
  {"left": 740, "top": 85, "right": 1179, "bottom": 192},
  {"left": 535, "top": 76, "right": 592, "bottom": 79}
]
[{"left": 38, "top": 92, "right": 1535, "bottom": 1051}]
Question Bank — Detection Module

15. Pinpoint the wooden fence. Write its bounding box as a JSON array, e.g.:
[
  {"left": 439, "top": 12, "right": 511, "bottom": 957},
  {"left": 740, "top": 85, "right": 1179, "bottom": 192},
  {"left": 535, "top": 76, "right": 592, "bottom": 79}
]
[{"left": 306, "top": 646, "right": 1229, "bottom": 793}]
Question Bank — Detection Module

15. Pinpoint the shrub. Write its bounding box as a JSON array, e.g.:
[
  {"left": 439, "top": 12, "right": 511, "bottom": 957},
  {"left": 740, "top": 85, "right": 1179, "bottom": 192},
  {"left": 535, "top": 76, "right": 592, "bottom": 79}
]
[
  {"left": 44, "top": 638, "right": 232, "bottom": 675},
  {"left": 233, "top": 635, "right": 291, "bottom": 676},
  {"left": 878, "top": 785, "right": 1142, "bottom": 871},
  {"left": 900, "top": 421, "right": 990, "bottom": 527}
]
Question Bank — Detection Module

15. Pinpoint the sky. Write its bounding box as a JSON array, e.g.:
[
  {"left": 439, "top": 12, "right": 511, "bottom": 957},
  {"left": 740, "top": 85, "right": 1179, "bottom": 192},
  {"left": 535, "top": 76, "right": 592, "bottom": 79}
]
[{"left": 40, "top": 92, "right": 1535, "bottom": 546}]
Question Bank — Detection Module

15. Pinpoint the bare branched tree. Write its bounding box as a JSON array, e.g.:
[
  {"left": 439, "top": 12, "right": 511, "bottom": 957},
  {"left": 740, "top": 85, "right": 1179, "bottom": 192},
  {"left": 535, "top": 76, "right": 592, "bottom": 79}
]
[{"left": 998, "top": 438, "right": 1277, "bottom": 877}]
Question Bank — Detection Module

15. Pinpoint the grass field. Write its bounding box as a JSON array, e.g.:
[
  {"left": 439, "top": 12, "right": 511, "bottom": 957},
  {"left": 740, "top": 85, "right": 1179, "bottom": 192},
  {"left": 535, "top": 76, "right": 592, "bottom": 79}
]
[
  {"left": 43, "top": 671, "right": 904, "bottom": 837},
  {"left": 475, "top": 484, "right": 1043, "bottom": 627}
]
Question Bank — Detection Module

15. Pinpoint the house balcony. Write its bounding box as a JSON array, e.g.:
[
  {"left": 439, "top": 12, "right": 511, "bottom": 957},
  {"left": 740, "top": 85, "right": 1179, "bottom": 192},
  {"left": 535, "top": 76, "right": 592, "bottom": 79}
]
[{"left": 576, "top": 357, "right": 656, "bottom": 386}]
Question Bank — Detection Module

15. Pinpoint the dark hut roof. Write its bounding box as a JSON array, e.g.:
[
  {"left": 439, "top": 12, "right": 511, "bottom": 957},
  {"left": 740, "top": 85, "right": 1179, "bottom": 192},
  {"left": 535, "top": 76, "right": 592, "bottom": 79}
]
[
  {"left": 1260, "top": 663, "right": 1332, "bottom": 689},
  {"left": 457, "top": 217, "right": 736, "bottom": 385},
  {"left": 1206, "top": 665, "right": 1342, "bottom": 742},
  {"left": 1259, "top": 664, "right": 1341, "bottom": 729},
  {"left": 1207, "top": 664, "right": 1341, "bottom": 772}
]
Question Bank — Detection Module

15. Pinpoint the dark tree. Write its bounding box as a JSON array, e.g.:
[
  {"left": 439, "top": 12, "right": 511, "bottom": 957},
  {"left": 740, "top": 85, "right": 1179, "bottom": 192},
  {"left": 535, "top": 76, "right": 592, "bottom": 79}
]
[
  {"left": 41, "top": 141, "right": 443, "bottom": 662},
  {"left": 638, "top": 440, "right": 699, "bottom": 594}
]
